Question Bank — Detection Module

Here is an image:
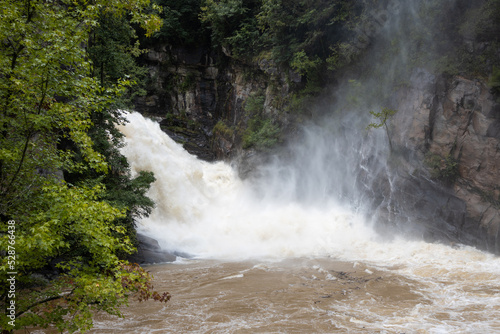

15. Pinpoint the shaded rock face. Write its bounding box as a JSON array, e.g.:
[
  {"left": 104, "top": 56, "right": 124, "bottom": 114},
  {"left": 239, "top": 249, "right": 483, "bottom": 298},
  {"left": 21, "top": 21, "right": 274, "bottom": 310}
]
[
  {"left": 135, "top": 46, "right": 295, "bottom": 162},
  {"left": 134, "top": 46, "right": 219, "bottom": 161},
  {"left": 159, "top": 114, "right": 216, "bottom": 161},
  {"left": 381, "top": 68, "right": 500, "bottom": 253}
]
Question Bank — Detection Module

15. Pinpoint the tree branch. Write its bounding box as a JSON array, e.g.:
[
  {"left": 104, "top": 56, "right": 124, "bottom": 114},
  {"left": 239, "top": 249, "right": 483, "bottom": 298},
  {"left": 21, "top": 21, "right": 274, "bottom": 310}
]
[{"left": 15, "top": 293, "right": 64, "bottom": 318}]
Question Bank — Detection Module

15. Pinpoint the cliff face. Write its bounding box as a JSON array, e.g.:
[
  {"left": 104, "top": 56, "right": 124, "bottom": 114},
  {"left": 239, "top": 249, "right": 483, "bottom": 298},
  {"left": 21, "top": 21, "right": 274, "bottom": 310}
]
[
  {"left": 134, "top": 46, "right": 219, "bottom": 161},
  {"left": 375, "top": 69, "right": 500, "bottom": 253},
  {"left": 350, "top": 69, "right": 500, "bottom": 253},
  {"left": 133, "top": 46, "right": 500, "bottom": 253},
  {"left": 134, "top": 45, "right": 295, "bottom": 162}
]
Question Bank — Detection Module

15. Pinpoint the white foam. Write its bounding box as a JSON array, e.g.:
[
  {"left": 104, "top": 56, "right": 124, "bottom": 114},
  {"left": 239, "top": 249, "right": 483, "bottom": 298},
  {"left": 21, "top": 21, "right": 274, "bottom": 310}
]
[
  {"left": 119, "top": 112, "right": 377, "bottom": 260},
  {"left": 118, "top": 112, "right": 500, "bottom": 271}
]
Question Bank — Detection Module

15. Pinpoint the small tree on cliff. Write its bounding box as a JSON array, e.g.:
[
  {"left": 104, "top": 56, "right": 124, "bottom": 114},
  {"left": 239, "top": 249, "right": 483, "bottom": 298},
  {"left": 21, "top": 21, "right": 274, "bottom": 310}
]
[{"left": 366, "top": 107, "right": 397, "bottom": 152}]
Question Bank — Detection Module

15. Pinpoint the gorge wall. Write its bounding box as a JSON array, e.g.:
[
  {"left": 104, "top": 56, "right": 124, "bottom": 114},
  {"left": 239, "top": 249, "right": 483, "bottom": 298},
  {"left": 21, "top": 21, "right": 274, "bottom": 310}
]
[
  {"left": 134, "top": 45, "right": 297, "bottom": 163},
  {"left": 359, "top": 69, "right": 500, "bottom": 254}
]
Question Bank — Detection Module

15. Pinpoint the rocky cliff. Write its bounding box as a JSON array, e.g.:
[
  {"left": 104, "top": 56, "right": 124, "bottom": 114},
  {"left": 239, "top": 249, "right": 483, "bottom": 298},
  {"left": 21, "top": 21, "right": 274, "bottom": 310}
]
[
  {"left": 134, "top": 45, "right": 297, "bottom": 162},
  {"left": 383, "top": 69, "right": 500, "bottom": 253},
  {"left": 133, "top": 47, "right": 500, "bottom": 254}
]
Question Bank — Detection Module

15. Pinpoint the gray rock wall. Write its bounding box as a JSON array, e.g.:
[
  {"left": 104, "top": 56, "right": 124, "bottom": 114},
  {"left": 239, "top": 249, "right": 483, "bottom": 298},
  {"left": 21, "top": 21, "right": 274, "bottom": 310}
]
[
  {"left": 135, "top": 46, "right": 295, "bottom": 161},
  {"left": 388, "top": 68, "right": 500, "bottom": 252}
]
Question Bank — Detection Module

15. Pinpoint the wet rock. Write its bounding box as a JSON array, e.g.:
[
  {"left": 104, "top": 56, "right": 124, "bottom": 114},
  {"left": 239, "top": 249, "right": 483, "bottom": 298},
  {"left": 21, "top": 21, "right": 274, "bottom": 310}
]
[
  {"left": 388, "top": 68, "right": 500, "bottom": 253},
  {"left": 159, "top": 114, "right": 216, "bottom": 161},
  {"left": 127, "top": 234, "right": 176, "bottom": 265}
]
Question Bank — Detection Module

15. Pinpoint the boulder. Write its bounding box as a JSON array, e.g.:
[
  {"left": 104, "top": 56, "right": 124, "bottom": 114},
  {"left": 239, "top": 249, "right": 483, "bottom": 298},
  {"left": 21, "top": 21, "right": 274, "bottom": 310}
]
[{"left": 127, "top": 233, "right": 176, "bottom": 265}]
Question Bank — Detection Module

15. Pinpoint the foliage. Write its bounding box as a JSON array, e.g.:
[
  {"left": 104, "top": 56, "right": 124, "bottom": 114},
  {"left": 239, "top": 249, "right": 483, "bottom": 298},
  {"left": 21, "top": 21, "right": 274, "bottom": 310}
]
[
  {"left": 0, "top": 0, "right": 165, "bottom": 332},
  {"left": 327, "top": 42, "right": 361, "bottom": 71},
  {"left": 257, "top": 0, "right": 355, "bottom": 65},
  {"left": 242, "top": 93, "right": 280, "bottom": 149},
  {"left": 291, "top": 49, "right": 322, "bottom": 86},
  {"left": 85, "top": 11, "right": 158, "bottom": 249},
  {"left": 179, "top": 72, "right": 197, "bottom": 93},
  {"left": 367, "top": 107, "right": 397, "bottom": 152},
  {"left": 0, "top": 183, "right": 168, "bottom": 333},
  {"left": 242, "top": 117, "right": 281, "bottom": 149},
  {"left": 153, "top": 0, "right": 207, "bottom": 47},
  {"left": 200, "top": 0, "right": 260, "bottom": 59},
  {"left": 244, "top": 93, "right": 266, "bottom": 114},
  {"left": 88, "top": 13, "right": 149, "bottom": 105},
  {"left": 425, "top": 153, "right": 459, "bottom": 184},
  {"left": 225, "top": 21, "right": 261, "bottom": 58},
  {"left": 149, "top": 0, "right": 500, "bottom": 115},
  {"left": 65, "top": 109, "right": 157, "bottom": 250},
  {"left": 213, "top": 120, "right": 234, "bottom": 138},
  {"left": 287, "top": 92, "right": 315, "bottom": 114},
  {"left": 198, "top": 0, "right": 358, "bottom": 91}
]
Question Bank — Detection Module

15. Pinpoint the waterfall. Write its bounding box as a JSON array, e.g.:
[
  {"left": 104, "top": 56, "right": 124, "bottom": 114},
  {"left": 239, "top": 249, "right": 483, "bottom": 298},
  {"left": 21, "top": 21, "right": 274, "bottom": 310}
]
[
  {"left": 102, "top": 1, "right": 500, "bottom": 331},
  {"left": 118, "top": 112, "right": 380, "bottom": 260},
  {"left": 117, "top": 1, "right": 498, "bottom": 258}
]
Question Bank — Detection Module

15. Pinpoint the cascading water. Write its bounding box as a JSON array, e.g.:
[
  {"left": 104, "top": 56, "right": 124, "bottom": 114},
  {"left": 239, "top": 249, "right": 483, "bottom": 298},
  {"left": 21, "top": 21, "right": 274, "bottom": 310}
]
[
  {"left": 107, "top": 112, "right": 500, "bottom": 333},
  {"left": 116, "top": 0, "right": 484, "bottom": 260},
  {"left": 118, "top": 112, "right": 379, "bottom": 260}
]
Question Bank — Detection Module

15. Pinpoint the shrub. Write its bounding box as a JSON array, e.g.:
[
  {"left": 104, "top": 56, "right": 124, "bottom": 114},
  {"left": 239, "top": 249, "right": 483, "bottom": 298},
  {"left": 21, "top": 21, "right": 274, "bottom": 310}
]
[
  {"left": 242, "top": 117, "right": 280, "bottom": 149},
  {"left": 213, "top": 120, "right": 234, "bottom": 137},
  {"left": 241, "top": 92, "right": 280, "bottom": 149},
  {"left": 425, "top": 153, "right": 459, "bottom": 184}
]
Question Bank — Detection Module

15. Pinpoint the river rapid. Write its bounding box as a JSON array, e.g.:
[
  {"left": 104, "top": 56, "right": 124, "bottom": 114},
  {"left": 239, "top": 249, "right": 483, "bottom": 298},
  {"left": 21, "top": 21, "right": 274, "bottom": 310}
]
[
  {"left": 88, "top": 112, "right": 500, "bottom": 333},
  {"left": 89, "top": 254, "right": 499, "bottom": 333}
]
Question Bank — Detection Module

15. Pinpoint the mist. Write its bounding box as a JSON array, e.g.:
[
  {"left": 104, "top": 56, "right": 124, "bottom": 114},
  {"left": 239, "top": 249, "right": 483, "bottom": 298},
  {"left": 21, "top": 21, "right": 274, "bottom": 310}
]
[{"left": 120, "top": 0, "right": 499, "bottom": 258}]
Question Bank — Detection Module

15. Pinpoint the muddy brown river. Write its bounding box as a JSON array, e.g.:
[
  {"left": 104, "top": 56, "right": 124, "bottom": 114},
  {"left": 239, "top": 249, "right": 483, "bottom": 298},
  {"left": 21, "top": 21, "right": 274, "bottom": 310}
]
[{"left": 85, "top": 253, "right": 500, "bottom": 334}]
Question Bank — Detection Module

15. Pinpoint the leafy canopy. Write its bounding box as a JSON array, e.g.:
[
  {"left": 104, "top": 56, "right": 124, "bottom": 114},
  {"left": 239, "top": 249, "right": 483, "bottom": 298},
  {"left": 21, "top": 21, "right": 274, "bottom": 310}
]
[{"left": 0, "top": 0, "right": 166, "bottom": 332}]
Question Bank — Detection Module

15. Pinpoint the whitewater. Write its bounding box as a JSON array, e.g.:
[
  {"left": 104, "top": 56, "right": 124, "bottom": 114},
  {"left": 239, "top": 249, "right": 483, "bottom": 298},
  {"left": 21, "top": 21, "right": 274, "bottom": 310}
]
[{"left": 86, "top": 111, "right": 500, "bottom": 333}]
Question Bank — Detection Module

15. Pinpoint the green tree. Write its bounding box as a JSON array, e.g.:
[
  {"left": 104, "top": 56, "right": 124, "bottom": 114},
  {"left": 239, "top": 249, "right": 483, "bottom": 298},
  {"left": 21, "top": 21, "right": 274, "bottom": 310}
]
[
  {"left": 87, "top": 13, "right": 149, "bottom": 102},
  {"left": 153, "top": 0, "right": 207, "bottom": 47},
  {"left": 257, "top": 0, "right": 355, "bottom": 63},
  {"left": 0, "top": 0, "right": 166, "bottom": 332},
  {"left": 200, "top": 0, "right": 260, "bottom": 59},
  {"left": 367, "top": 107, "right": 397, "bottom": 152},
  {"left": 84, "top": 9, "right": 160, "bottom": 249}
]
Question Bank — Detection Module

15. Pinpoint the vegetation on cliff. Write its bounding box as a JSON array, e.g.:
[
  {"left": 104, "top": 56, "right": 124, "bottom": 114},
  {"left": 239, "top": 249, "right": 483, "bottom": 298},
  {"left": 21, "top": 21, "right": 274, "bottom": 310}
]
[
  {"left": 241, "top": 92, "right": 281, "bottom": 149},
  {"left": 196, "top": 0, "right": 499, "bottom": 92}
]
